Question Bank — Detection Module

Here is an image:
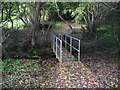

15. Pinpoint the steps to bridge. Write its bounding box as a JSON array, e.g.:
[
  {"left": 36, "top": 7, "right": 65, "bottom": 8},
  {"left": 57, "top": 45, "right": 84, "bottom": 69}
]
[{"left": 51, "top": 33, "right": 80, "bottom": 62}]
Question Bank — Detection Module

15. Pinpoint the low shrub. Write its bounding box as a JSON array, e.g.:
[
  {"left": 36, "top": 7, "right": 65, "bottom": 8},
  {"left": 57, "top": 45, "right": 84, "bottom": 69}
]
[{"left": 100, "top": 33, "right": 118, "bottom": 48}]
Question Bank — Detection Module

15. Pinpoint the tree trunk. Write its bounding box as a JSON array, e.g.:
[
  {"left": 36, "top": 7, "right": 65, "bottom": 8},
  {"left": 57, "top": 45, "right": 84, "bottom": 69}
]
[
  {"left": 88, "top": 4, "right": 97, "bottom": 33},
  {"left": 31, "top": 2, "right": 41, "bottom": 47},
  {"left": 88, "top": 21, "right": 96, "bottom": 33}
]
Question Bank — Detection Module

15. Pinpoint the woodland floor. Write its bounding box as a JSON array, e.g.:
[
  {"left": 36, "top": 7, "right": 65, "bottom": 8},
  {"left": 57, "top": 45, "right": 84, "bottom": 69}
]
[
  {"left": 2, "top": 22, "right": 120, "bottom": 89},
  {"left": 2, "top": 47, "right": 120, "bottom": 88}
]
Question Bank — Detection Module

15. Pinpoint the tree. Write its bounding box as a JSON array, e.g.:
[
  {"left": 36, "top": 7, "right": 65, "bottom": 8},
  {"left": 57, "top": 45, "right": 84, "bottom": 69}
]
[
  {"left": 1, "top": 2, "right": 14, "bottom": 28},
  {"left": 30, "top": 2, "right": 42, "bottom": 47},
  {"left": 80, "top": 3, "right": 103, "bottom": 33}
]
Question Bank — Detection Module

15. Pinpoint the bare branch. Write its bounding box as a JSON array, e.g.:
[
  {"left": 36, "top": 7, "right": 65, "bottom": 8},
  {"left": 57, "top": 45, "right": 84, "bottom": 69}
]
[
  {"left": 83, "top": 11, "right": 90, "bottom": 23},
  {"left": 55, "top": 1, "right": 73, "bottom": 30},
  {"left": 83, "top": 15, "right": 87, "bottom": 24},
  {"left": 102, "top": 2, "right": 120, "bottom": 12},
  {"left": 47, "top": 20, "right": 54, "bottom": 31},
  {"left": 19, "top": 16, "right": 27, "bottom": 25},
  {"left": 18, "top": 16, "right": 31, "bottom": 31}
]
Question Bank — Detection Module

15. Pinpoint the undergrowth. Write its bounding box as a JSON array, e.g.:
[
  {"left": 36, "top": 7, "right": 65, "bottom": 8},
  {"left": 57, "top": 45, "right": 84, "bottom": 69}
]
[
  {"left": 81, "top": 25, "right": 119, "bottom": 56},
  {"left": 3, "top": 58, "right": 41, "bottom": 75},
  {"left": 2, "top": 58, "right": 42, "bottom": 88}
]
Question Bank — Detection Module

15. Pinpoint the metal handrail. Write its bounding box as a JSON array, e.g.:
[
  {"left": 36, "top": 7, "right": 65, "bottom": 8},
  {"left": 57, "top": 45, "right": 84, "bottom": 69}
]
[
  {"left": 61, "top": 39, "right": 79, "bottom": 51},
  {"left": 65, "top": 34, "right": 79, "bottom": 41},
  {"left": 51, "top": 33, "right": 80, "bottom": 62},
  {"left": 61, "top": 34, "right": 81, "bottom": 61},
  {"left": 51, "top": 33, "right": 62, "bottom": 62}
]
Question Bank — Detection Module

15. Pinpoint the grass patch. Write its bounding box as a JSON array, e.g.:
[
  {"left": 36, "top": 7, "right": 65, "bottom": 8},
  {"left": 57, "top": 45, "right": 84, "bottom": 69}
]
[
  {"left": 97, "top": 25, "right": 113, "bottom": 31},
  {"left": 52, "top": 21, "right": 65, "bottom": 29}
]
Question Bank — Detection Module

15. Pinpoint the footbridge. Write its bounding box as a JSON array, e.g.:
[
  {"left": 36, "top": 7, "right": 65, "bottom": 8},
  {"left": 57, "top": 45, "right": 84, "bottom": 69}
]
[{"left": 51, "top": 33, "right": 81, "bottom": 62}]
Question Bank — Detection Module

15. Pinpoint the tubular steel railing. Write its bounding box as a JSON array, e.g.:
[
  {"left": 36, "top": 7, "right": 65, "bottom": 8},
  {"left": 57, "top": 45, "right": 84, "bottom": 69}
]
[
  {"left": 61, "top": 34, "right": 81, "bottom": 61},
  {"left": 51, "top": 33, "right": 80, "bottom": 62},
  {"left": 51, "top": 34, "right": 62, "bottom": 62}
]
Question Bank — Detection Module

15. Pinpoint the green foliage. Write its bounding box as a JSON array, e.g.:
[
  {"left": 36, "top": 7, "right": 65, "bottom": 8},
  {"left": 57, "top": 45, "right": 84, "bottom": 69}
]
[
  {"left": 0, "top": 60, "right": 4, "bottom": 73},
  {"left": 52, "top": 21, "right": 64, "bottom": 29},
  {"left": 100, "top": 33, "right": 118, "bottom": 47},
  {"left": 72, "top": 3, "right": 87, "bottom": 23},
  {"left": 2, "top": 57, "right": 42, "bottom": 88},
  {"left": 97, "top": 25, "right": 113, "bottom": 31},
  {"left": 13, "top": 20, "right": 25, "bottom": 29},
  {"left": 83, "top": 24, "right": 119, "bottom": 56},
  {"left": 3, "top": 58, "right": 41, "bottom": 75},
  {"left": 1, "top": 2, "right": 32, "bottom": 29},
  {"left": 3, "top": 58, "right": 21, "bottom": 75},
  {"left": 97, "top": 25, "right": 119, "bottom": 48}
]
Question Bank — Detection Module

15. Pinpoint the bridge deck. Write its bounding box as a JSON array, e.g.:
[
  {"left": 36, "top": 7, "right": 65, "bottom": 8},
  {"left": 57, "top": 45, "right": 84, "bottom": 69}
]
[
  {"left": 51, "top": 34, "right": 80, "bottom": 62},
  {"left": 62, "top": 48, "right": 77, "bottom": 62}
]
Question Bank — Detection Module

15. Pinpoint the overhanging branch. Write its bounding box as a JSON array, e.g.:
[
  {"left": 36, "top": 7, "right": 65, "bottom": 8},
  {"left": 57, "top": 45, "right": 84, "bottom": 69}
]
[{"left": 55, "top": 1, "right": 73, "bottom": 30}]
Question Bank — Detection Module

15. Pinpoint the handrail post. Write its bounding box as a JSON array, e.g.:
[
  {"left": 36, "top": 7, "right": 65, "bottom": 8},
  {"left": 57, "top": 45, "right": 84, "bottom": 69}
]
[
  {"left": 52, "top": 36, "right": 54, "bottom": 53},
  {"left": 65, "top": 35, "right": 67, "bottom": 49},
  {"left": 56, "top": 37, "right": 57, "bottom": 58},
  {"left": 60, "top": 35, "right": 62, "bottom": 40},
  {"left": 60, "top": 35, "right": 62, "bottom": 47},
  {"left": 60, "top": 40, "right": 62, "bottom": 62},
  {"left": 78, "top": 40, "right": 80, "bottom": 61},
  {"left": 70, "top": 37, "right": 72, "bottom": 55},
  {"left": 51, "top": 34, "right": 52, "bottom": 49}
]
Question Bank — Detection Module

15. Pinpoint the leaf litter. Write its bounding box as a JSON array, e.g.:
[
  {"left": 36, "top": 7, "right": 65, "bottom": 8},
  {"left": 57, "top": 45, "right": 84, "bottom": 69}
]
[{"left": 2, "top": 48, "right": 120, "bottom": 88}]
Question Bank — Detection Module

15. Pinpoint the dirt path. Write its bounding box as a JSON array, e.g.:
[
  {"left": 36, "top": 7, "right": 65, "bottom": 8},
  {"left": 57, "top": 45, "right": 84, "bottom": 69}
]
[
  {"left": 3, "top": 49, "right": 119, "bottom": 88},
  {"left": 49, "top": 22, "right": 119, "bottom": 88},
  {"left": 47, "top": 61, "right": 100, "bottom": 88},
  {"left": 44, "top": 52, "right": 119, "bottom": 88},
  {"left": 52, "top": 21, "right": 81, "bottom": 36}
]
